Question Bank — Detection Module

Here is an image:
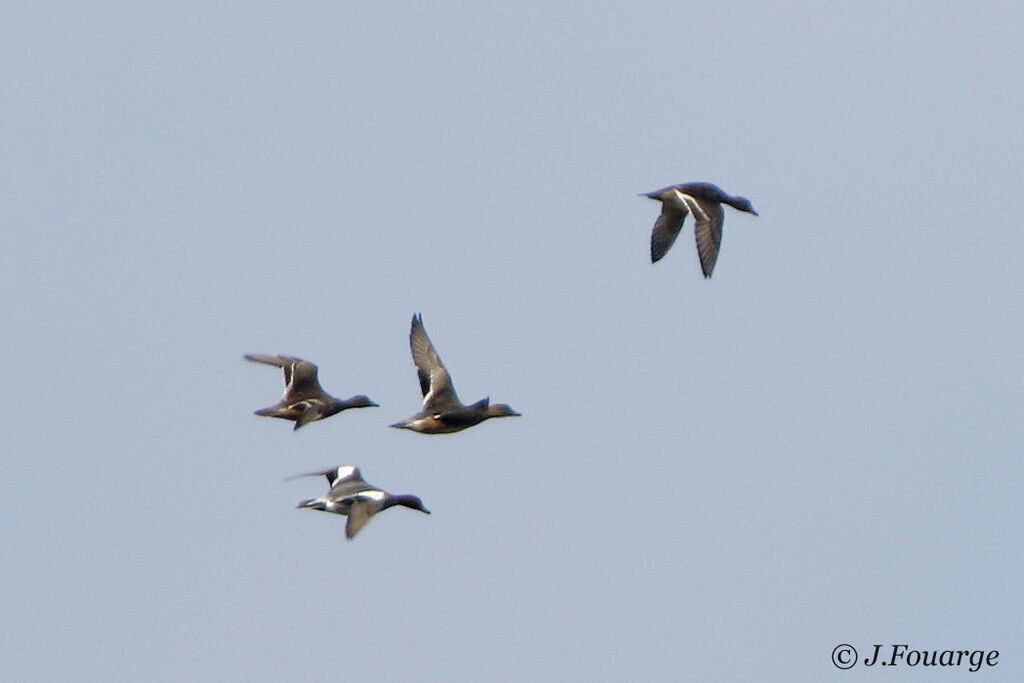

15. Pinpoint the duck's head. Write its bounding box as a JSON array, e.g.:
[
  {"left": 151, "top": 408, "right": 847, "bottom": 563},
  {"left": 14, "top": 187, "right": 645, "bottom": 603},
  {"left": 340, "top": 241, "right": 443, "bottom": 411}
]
[
  {"left": 390, "top": 494, "right": 431, "bottom": 514},
  {"left": 346, "top": 395, "right": 379, "bottom": 408},
  {"left": 487, "top": 403, "right": 521, "bottom": 418},
  {"left": 729, "top": 196, "right": 758, "bottom": 215}
]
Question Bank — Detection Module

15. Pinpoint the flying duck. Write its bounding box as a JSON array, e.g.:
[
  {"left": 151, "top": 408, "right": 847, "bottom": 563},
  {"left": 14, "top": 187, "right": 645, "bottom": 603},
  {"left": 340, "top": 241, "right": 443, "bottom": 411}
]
[
  {"left": 289, "top": 465, "right": 430, "bottom": 539},
  {"left": 244, "top": 354, "right": 377, "bottom": 430},
  {"left": 643, "top": 182, "right": 758, "bottom": 278},
  {"left": 390, "top": 314, "right": 520, "bottom": 434}
]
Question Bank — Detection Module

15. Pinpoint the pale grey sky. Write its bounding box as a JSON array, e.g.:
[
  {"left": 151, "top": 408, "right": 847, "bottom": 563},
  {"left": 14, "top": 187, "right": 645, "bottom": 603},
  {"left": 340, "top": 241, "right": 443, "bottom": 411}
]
[{"left": 2, "top": 2, "right": 1022, "bottom": 681}]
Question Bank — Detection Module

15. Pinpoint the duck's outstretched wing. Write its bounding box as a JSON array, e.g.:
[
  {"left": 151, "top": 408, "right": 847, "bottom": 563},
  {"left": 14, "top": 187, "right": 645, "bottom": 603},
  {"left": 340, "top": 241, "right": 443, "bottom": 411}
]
[
  {"left": 344, "top": 491, "right": 386, "bottom": 539},
  {"left": 409, "top": 314, "right": 461, "bottom": 410},
  {"left": 245, "top": 353, "right": 327, "bottom": 401},
  {"left": 285, "top": 465, "right": 363, "bottom": 489},
  {"left": 650, "top": 191, "right": 689, "bottom": 263},
  {"left": 682, "top": 192, "right": 723, "bottom": 278}
]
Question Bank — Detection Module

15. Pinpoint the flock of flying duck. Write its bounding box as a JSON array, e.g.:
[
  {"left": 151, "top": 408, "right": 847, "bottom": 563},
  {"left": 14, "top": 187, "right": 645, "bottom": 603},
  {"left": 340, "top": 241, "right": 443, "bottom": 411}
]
[{"left": 246, "top": 182, "right": 758, "bottom": 539}]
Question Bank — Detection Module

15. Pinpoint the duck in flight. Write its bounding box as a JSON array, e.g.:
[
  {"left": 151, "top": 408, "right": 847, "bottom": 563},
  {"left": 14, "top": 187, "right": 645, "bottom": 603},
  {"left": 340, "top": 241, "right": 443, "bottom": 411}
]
[
  {"left": 643, "top": 182, "right": 758, "bottom": 278},
  {"left": 390, "top": 314, "right": 520, "bottom": 434},
  {"left": 244, "top": 354, "right": 377, "bottom": 430},
  {"left": 289, "top": 465, "right": 430, "bottom": 539}
]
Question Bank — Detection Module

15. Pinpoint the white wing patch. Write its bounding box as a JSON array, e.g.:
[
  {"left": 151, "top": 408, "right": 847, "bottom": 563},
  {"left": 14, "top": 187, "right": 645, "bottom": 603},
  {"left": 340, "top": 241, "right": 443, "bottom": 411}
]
[
  {"left": 333, "top": 465, "right": 359, "bottom": 482},
  {"left": 355, "top": 490, "right": 387, "bottom": 503},
  {"left": 672, "top": 190, "right": 709, "bottom": 222},
  {"left": 421, "top": 369, "right": 442, "bottom": 406}
]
